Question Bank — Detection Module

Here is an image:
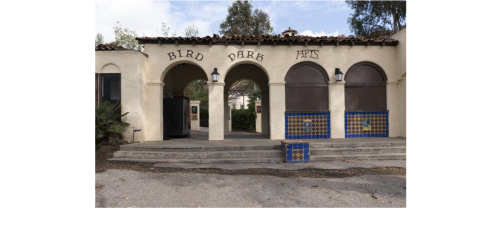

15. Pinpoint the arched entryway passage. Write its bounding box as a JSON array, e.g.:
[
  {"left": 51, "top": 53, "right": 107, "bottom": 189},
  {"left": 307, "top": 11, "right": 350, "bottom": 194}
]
[
  {"left": 344, "top": 61, "right": 388, "bottom": 138},
  {"left": 224, "top": 64, "right": 270, "bottom": 138},
  {"left": 162, "top": 63, "right": 209, "bottom": 140},
  {"left": 284, "top": 62, "right": 330, "bottom": 139}
]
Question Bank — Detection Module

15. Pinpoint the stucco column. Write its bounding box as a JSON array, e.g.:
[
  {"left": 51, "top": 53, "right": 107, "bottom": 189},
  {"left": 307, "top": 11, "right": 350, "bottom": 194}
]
[
  {"left": 145, "top": 82, "right": 164, "bottom": 141},
  {"left": 261, "top": 93, "right": 269, "bottom": 135},
  {"left": 224, "top": 93, "right": 229, "bottom": 135},
  {"left": 329, "top": 82, "right": 345, "bottom": 138},
  {"left": 387, "top": 81, "right": 400, "bottom": 137},
  {"left": 209, "top": 82, "right": 225, "bottom": 140},
  {"left": 398, "top": 76, "right": 406, "bottom": 137},
  {"left": 269, "top": 82, "right": 285, "bottom": 140},
  {"left": 190, "top": 100, "right": 200, "bottom": 131},
  {"left": 228, "top": 105, "right": 232, "bottom": 132},
  {"left": 255, "top": 100, "right": 262, "bottom": 133}
]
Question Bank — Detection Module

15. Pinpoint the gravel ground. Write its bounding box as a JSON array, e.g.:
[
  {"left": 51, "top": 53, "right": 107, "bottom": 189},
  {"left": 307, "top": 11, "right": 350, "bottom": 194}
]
[
  {"left": 95, "top": 169, "right": 406, "bottom": 208},
  {"left": 154, "top": 160, "right": 406, "bottom": 170}
]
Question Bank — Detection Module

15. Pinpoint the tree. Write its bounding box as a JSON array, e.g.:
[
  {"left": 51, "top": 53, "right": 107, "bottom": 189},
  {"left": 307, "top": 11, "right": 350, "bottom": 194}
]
[
  {"left": 184, "top": 80, "right": 208, "bottom": 109},
  {"left": 219, "top": 0, "right": 274, "bottom": 36},
  {"left": 113, "top": 21, "right": 141, "bottom": 50},
  {"left": 346, "top": 0, "right": 406, "bottom": 38},
  {"left": 184, "top": 23, "right": 199, "bottom": 37},
  {"left": 161, "top": 22, "right": 170, "bottom": 37},
  {"left": 95, "top": 33, "right": 104, "bottom": 47},
  {"left": 252, "top": 9, "right": 273, "bottom": 36}
]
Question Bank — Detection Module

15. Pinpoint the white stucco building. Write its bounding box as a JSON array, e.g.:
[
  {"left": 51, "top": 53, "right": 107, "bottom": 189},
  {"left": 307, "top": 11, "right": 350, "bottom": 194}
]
[{"left": 95, "top": 28, "right": 406, "bottom": 142}]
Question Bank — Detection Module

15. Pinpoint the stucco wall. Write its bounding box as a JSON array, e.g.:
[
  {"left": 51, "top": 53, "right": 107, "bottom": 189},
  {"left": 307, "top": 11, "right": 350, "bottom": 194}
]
[
  {"left": 391, "top": 28, "right": 407, "bottom": 137},
  {"left": 96, "top": 31, "right": 406, "bottom": 141},
  {"left": 95, "top": 50, "right": 148, "bottom": 142}
]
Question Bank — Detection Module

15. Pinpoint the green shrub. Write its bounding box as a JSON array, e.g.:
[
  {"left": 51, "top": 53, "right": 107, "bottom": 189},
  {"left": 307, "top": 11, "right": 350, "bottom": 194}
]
[
  {"left": 200, "top": 108, "right": 209, "bottom": 127},
  {"left": 95, "top": 101, "right": 129, "bottom": 146},
  {"left": 231, "top": 108, "right": 256, "bottom": 132}
]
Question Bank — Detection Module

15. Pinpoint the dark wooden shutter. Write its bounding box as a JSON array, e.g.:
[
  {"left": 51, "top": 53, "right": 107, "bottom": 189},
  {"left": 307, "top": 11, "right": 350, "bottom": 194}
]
[
  {"left": 285, "top": 62, "right": 329, "bottom": 112},
  {"left": 345, "top": 62, "right": 387, "bottom": 112}
]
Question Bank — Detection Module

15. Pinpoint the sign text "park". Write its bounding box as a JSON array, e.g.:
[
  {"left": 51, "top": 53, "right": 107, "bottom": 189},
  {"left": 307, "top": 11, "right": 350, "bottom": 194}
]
[{"left": 228, "top": 50, "right": 264, "bottom": 62}]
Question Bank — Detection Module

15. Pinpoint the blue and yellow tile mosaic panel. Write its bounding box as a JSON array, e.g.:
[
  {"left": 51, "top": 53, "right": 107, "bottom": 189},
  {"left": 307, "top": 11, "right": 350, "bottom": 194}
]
[
  {"left": 285, "top": 113, "right": 330, "bottom": 139},
  {"left": 344, "top": 111, "right": 389, "bottom": 138},
  {"left": 281, "top": 140, "right": 310, "bottom": 163}
]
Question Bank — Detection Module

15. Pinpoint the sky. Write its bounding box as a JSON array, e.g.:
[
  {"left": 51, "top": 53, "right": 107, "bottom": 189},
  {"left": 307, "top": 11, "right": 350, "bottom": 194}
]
[{"left": 95, "top": 0, "right": 354, "bottom": 43}]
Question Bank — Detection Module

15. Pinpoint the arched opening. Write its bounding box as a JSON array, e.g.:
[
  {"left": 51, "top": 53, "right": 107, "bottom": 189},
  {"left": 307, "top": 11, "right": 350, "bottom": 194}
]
[
  {"left": 228, "top": 79, "right": 261, "bottom": 133},
  {"left": 96, "top": 63, "right": 121, "bottom": 112},
  {"left": 224, "top": 64, "right": 270, "bottom": 139},
  {"left": 344, "top": 61, "right": 388, "bottom": 138},
  {"left": 284, "top": 62, "right": 330, "bottom": 139},
  {"left": 162, "top": 63, "right": 208, "bottom": 140}
]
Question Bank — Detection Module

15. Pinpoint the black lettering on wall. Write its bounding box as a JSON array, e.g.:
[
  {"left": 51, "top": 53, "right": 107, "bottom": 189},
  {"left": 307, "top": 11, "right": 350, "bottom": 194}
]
[
  {"left": 168, "top": 52, "right": 176, "bottom": 60},
  {"left": 304, "top": 50, "right": 310, "bottom": 58},
  {"left": 237, "top": 51, "right": 244, "bottom": 59},
  {"left": 256, "top": 53, "right": 264, "bottom": 62},
  {"left": 167, "top": 49, "right": 204, "bottom": 61},
  {"left": 186, "top": 50, "right": 194, "bottom": 58},
  {"left": 296, "top": 50, "right": 319, "bottom": 59},
  {"left": 312, "top": 50, "right": 319, "bottom": 59},
  {"left": 195, "top": 53, "right": 203, "bottom": 61},
  {"left": 247, "top": 51, "right": 254, "bottom": 59},
  {"left": 227, "top": 50, "right": 265, "bottom": 62},
  {"left": 296, "top": 50, "right": 304, "bottom": 59}
]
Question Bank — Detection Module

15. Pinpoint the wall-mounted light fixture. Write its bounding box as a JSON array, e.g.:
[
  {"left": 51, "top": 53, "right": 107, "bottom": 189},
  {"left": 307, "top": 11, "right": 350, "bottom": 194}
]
[
  {"left": 211, "top": 68, "right": 219, "bottom": 82},
  {"left": 335, "top": 68, "right": 343, "bottom": 82}
]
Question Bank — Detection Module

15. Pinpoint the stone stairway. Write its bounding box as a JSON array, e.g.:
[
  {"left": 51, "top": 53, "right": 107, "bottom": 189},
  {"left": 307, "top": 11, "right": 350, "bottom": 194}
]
[
  {"left": 109, "top": 145, "right": 284, "bottom": 164},
  {"left": 108, "top": 139, "right": 405, "bottom": 164},
  {"left": 309, "top": 141, "right": 406, "bottom": 161}
]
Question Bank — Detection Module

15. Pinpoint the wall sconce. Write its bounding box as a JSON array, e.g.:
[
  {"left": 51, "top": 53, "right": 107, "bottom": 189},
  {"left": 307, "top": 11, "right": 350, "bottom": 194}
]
[
  {"left": 211, "top": 68, "right": 219, "bottom": 82},
  {"left": 335, "top": 68, "right": 343, "bottom": 82}
]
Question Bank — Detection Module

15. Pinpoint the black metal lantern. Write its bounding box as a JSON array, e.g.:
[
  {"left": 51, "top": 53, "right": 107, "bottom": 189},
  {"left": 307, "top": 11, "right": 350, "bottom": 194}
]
[
  {"left": 335, "top": 68, "right": 343, "bottom": 81},
  {"left": 211, "top": 68, "right": 219, "bottom": 82}
]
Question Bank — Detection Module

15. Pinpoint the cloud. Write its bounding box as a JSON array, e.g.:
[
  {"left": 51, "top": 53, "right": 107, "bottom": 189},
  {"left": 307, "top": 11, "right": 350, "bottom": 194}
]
[
  {"left": 95, "top": 0, "right": 351, "bottom": 42},
  {"left": 301, "top": 30, "right": 340, "bottom": 37},
  {"left": 95, "top": 0, "right": 231, "bottom": 42},
  {"left": 253, "top": 1, "right": 350, "bottom": 35}
]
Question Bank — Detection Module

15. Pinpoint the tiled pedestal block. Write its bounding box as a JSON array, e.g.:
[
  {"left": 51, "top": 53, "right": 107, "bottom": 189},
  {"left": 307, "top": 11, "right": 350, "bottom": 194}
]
[{"left": 281, "top": 140, "right": 310, "bottom": 163}]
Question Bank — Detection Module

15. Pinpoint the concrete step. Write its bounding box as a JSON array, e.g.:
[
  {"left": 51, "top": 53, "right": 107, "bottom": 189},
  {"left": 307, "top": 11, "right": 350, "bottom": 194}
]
[
  {"left": 113, "top": 150, "right": 283, "bottom": 159},
  {"left": 311, "top": 147, "right": 406, "bottom": 155},
  {"left": 120, "top": 145, "right": 281, "bottom": 152},
  {"left": 108, "top": 157, "right": 285, "bottom": 164},
  {"left": 310, "top": 142, "right": 406, "bottom": 149},
  {"left": 310, "top": 153, "right": 406, "bottom": 161}
]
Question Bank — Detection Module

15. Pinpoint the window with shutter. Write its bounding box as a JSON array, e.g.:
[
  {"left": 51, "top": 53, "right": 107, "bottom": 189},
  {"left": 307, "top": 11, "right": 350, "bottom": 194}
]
[
  {"left": 345, "top": 62, "right": 387, "bottom": 112},
  {"left": 285, "top": 62, "right": 329, "bottom": 112}
]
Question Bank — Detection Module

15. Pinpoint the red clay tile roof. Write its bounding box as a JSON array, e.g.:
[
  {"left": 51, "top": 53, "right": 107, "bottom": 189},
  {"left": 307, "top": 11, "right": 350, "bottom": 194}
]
[
  {"left": 95, "top": 43, "right": 128, "bottom": 51},
  {"left": 136, "top": 34, "right": 398, "bottom": 46}
]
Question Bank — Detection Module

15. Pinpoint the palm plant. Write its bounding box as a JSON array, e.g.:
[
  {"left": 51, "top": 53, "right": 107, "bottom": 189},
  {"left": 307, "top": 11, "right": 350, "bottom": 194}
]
[{"left": 95, "top": 101, "right": 129, "bottom": 146}]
